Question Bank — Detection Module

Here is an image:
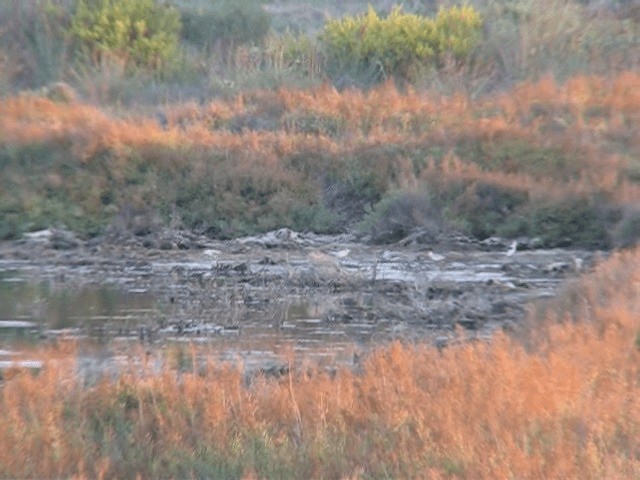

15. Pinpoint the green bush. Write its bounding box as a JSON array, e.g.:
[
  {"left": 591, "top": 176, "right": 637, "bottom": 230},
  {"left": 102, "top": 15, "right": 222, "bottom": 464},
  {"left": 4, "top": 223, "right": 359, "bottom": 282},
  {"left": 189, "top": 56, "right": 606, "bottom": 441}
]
[
  {"left": 522, "top": 198, "right": 610, "bottom": 249},
  {"left": 322, "top": 171, "right": 386, "bottom": 228},
  {"left": 0, "top": 143, "right": 112, "bottom": 238},
  {"left": 290, "top": 204, "right": 341, "bottom": 234},
  {"left": 180, "top": 2, "right": 270, "bottom": 57},
  {"left": 456, "top": 138, "right": 578, "bottom": 181},
  {"left": 321, "top": 5, "right": 482, "bottom": 82},
  {"left": 358, "top": 190, "right": 443, "bottom": 244},
  {"left": 451, "top": 181, "right": 528, "bottom": 239},
  {"left": 70, "top": 0, "right": 181, "bottom": 71}
]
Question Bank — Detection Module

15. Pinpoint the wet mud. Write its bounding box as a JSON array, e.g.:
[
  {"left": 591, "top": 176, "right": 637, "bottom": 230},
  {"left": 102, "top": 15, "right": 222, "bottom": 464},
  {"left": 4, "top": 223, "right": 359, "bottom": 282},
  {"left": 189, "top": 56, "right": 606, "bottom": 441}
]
[{"left": 0, "top": 229, "right": 602, "bottom": 371}]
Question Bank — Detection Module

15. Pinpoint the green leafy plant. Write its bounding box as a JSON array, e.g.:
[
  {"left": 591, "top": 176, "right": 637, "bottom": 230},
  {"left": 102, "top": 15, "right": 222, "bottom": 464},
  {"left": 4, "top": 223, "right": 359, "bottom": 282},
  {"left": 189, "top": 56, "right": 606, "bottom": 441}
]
[
  {"left": 358, "top": 190, "right": 443, "bottom": 244},
  {"left": 70, "top": 0, "right": 181, "bottom": 71},
  {"left": 456, "top": 138, "right": 577, "bottom": 181},
  {"left": 321, "top": 5, "right": 482, "bottom": 82},
  {"left": 520, "top": 198, "right": 611, "bottom": 248},
  {"left": 451, "top": 181, "right": 528, "bottom": 240}
]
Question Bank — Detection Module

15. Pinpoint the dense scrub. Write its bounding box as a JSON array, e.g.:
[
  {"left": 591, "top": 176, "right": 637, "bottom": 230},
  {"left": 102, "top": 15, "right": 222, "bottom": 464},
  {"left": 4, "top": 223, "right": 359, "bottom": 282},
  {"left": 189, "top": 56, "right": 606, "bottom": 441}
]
[
  {"left": 2, "top": 73, "right": 639, "bottom": 247},
  {"left": 70, "top": 0, "right": 182, "bottom": 72},
  {"left": 1, "top": 0, "right": 639, "bottom": 99},
  {"left": 321, "top": 5, "right": 483, "bottom": 82},
  {"left": 1, "top": 247, "right": 639, "bottom": 478}
]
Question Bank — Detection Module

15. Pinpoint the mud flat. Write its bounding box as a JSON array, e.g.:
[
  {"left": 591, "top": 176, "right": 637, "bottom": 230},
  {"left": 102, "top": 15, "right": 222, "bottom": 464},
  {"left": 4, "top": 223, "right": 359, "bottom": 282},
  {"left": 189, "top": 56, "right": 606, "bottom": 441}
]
[{"left": 0, "top": 228, "right": 603, "bottom": 371}]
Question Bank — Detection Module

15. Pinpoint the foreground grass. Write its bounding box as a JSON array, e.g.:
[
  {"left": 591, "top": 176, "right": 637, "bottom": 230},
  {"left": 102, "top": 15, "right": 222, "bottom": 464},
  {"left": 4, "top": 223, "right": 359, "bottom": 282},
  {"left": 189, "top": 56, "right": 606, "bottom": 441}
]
[
  {"left": 2, "top": 72, "right": 640, "bottom": 246},
  {"left": 1, "top": 248, "right": 639, "bottom": 478}
]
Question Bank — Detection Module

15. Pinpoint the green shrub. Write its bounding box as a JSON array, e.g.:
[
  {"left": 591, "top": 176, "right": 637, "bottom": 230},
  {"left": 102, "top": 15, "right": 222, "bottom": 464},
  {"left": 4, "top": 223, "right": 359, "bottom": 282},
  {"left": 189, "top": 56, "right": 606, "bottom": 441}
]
[
  {"left": 456, "top": 138, "right": 578, "bottom": 180},
  {"left": 358, "top": 190, "right": 443, "bottom": 244},
  {"left": 180, "top": 2, "right": 270, "bottom": 57},
  {"left": 321, "top": 5, "right": 482, "bottom": 82},
  {"left": 0, "top": 202, "right": 23, "bottom": 240},
  {"left": 523, "top": 198, "right": 610, "bottom": 249},
  {"left": 322, "top": 171, "right": 386, "bottom": 228},
  {"left": 70, "top": 0, "right": 181, "bottom": 72},
  {"left": 290, "top": 204, "right": 341, "bottom": 234},
  {"left": 451, "top": 181, "right": 528, "bottom": 239}
]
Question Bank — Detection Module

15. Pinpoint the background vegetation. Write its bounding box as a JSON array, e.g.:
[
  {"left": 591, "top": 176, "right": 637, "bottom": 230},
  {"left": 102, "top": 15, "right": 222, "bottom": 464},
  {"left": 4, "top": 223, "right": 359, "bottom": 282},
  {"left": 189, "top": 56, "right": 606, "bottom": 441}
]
[
  {"left": 1, "top": 0, "right": 638, "bottom": 247},
  {"left": 1, "top": 72, "right": 639, "bottom": 247},
  {"left": 70, "top": 0, "right": 182, "bottom": 72},
  {"left": 321, "top": 5, "right": 483, "bottom": 84}
]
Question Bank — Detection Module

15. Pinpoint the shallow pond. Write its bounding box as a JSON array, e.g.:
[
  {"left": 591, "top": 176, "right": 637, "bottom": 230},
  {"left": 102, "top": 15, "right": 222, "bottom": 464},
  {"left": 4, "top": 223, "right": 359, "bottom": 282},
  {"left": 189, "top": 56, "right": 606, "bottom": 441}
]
[{"left": 0, "top": 232, "right": 599, "bottom": 373}]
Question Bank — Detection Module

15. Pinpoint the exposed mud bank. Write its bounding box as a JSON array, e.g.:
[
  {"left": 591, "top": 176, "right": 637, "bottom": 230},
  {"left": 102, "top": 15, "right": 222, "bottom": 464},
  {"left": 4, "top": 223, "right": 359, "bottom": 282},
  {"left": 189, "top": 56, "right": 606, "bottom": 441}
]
[{"left": 0, "top": 228, "right": 604, "bottom": 371}]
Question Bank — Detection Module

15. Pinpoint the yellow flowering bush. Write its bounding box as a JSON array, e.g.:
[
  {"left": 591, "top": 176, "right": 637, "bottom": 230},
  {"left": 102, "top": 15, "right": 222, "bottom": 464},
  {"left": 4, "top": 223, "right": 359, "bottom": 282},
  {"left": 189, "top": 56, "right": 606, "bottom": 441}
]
[
  {"left": 322, "top": 5, "right": 482, "bottom": 81},
  {"left": 71, "top": 0, "right": 181, "bottom": 71}
]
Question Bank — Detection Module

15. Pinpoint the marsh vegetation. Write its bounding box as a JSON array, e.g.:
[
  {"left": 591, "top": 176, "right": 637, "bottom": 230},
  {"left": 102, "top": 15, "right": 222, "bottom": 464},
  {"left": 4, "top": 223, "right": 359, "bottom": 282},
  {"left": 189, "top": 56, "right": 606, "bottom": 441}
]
[{"left": 1, "top": 0, "right": 640, "bottom": 477}]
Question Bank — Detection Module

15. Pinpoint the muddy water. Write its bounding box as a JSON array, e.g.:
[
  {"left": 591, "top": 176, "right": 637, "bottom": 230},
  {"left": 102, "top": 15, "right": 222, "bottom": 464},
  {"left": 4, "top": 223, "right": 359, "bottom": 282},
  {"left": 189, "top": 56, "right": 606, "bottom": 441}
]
[{"left": 0, "top": 231, "right": 601, "bottom": 373}]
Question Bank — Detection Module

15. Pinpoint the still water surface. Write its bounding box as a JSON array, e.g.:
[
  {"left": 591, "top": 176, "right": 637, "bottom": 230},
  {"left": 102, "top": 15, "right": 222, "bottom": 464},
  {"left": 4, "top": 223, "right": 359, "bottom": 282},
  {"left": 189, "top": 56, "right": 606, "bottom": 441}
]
[{"left": 0, "top": 240, "right": 594, "bottom": 373}]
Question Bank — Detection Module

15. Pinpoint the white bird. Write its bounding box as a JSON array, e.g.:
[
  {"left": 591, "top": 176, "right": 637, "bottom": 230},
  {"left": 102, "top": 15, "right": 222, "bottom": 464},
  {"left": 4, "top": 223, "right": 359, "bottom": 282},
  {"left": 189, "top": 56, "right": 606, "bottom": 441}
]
[
  {"left": 333, "top": 249, "right": 350, "bottom": 258},
  {"left": 505, "top": 240, "right": 518, "bottom": 257},
  {"left": 573, "top": 256, "right": 584, "bottom": 272},
  {"left": 381, "top": 250, "right": 402, "bottom": 261},
  {"left": 427, "top": 250, "right": 445, "bottom": 262}
]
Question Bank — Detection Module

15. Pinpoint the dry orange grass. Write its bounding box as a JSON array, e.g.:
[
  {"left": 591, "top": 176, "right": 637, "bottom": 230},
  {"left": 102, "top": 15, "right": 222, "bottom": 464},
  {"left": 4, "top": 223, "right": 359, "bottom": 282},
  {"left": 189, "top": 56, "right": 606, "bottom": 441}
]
[
  {"left": 1, "top": 248, "right": 639, "bottom": 478},
  {"left": 3, "top": 72, "right": 640, "bottom": 207}
]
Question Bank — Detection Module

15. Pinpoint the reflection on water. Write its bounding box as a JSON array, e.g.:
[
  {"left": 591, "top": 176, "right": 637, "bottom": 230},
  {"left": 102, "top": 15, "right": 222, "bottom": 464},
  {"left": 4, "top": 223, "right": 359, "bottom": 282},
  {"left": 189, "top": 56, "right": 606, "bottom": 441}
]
[
  {"left": 0, "top": 243, "right": 591, "bottom": 374},
  {"left": 0, "top": 271, "right": 363, "bottom": 371},
  {"left": 0, "top": 270, "right": 156, "bottom": 341}
]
